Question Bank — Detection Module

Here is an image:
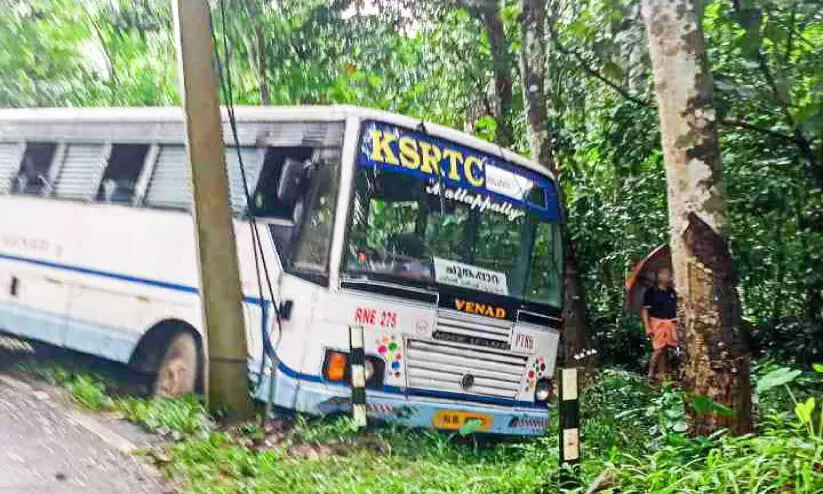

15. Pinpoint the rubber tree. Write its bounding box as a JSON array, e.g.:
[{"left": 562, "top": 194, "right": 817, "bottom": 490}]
[
  {"left": 459, "top": 0, "right": 515, "bottom": 147},
  {"left": 520, "top": 0, "right": 588, "bottom": 364},
  {"left": 642, "top": 0, "right": 752, "bottom": 434}
]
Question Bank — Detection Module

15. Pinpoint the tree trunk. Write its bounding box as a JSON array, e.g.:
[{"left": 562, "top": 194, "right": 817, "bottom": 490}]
[
  {"left": 255, "top": 22, "right": 270, "bottom": 105},
  {"left": 797, "top": 193, "right": 823, "bottom": 325},
  {"left": 520, "top": 0, "right": 588, "bottom": 363},
  {"left": 561, "top": 240, "right": 589, "bottom": 362},
  {"left": 476, "top": 2, "right": 514, "bottom": 148},
  {"left": 642, "top": 0, "right": 752, "bottom": 435},
  {"left": 520, "top": 0, "right": 552, "bottom": 169}
]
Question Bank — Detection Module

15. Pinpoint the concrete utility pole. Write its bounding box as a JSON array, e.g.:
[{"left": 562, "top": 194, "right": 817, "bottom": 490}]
[{"left": 172, "top": 0, "right": 251, "bottom": 419}]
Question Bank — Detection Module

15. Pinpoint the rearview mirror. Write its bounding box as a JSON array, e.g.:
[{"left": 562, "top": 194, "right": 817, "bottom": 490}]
[{"left": 277, "top": 158, "right": 310, "bottom": 206}]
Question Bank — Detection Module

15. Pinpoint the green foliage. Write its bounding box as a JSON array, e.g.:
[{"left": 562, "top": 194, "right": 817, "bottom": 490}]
[
  {"left": 114, "top": 395, "right": 212, "bottom": 439},
  {"left": 612, "top": 427, "right": 822, "bottom": 493},
  {"left": 18, "top": 362, "right": 210, "bottom": 437},
  {"left": 794, "top": 396, "right": 816, "bottom": 429},
  {"left": 1, "top": 0, "right": 820, "bottom": 366},
  {"left": 14, "top": 361, "right": 823, "bottom": 492},
  {"left": 63, "top": 373, "right": 114, "bottom": 410},
  {"left": 155, "top": 368, "right": 822, "bottom": 493},
  {"left": 290, "top": 414, "right": 362, "bottom": 444},
  {"left": 473, "top": 115, "right": 498, "bottom": 143},
  {"left": 17, "top": 363, "right": 114, "bottom": 409},
  {"left": 650, "top": 384, "right": 689, "bottom": 435},
  {"left": 756, "top": 366, "right": 803, "bottom": 394},
  {"left": 163, "top": 424, "right": 557, "bottom": 493},
  {"left": 3, "top": 1, "right": 821, "bottom": 487},
  {"left": 549, "top": 0, "right": 823, "bottom": 368},
  {"left": 757, "top": 365, "right": 823, "bottom": 439},
  {"left": 0, "top": 0, "right": 177, "bottom": 107}
]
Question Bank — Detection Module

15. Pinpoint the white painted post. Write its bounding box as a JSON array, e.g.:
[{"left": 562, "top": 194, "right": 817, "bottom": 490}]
[
  {"left": 559, "top": 367, "right": 580, "bottom": 489},
  {"left": 349, "top": 325, "right": 367, "bottom": 428}
]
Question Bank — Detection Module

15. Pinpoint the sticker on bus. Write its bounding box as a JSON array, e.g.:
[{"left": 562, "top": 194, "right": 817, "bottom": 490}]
[
  {"left": 432, "top": 410, "right": 493, "bottom": 431},
  {"left": 433, "top": 257, "right": 508, "bottom": 295}
]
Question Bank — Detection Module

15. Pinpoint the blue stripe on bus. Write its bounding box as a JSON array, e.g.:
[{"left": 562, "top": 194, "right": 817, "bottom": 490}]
[
  {"left": 0, "top": 251, "right": 265, "bottom": 305},
  {"left": 0, "top": 251, "right": 544, "bottom": 410}
]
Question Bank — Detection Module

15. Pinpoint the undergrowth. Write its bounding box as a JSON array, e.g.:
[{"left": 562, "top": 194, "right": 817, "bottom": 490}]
[
  {"left": 17, "top": 362, "right": 211, "bottom": 438},
  {"left": 17, "top": 361, "right": 823, "bottom": 493}
]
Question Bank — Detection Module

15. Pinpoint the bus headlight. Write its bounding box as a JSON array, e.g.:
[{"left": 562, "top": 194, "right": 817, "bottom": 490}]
[
  {"left": 364, "top": 356, "right": 385, "bottom": 388},
  {"left": 364, "top": 359, "right": 375, "bottom": 381},
  {"left": 322, "top": 351, "right": 384, "bottom": 388},
  {"left": 534, "top": 378, "right": 552, "bottom": 403}
]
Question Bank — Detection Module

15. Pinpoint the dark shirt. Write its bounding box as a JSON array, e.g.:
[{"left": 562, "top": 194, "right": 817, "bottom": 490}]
[{"left": 643, "top": 285, "right": 677, "bottom": 319}]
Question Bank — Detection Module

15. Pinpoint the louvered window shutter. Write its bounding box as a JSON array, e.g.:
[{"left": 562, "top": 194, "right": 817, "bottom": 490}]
[
  {"left": 144, "top": 145, "right": 191, "bottom": 210},
  {"left": 225, "top": 147, "right": 263, "bottom": 214},
  {"left": 53, "top": 144, "right": 107, "bottom": 200},
  {"left": 0, "top": 143, "right": 22, "bottom": 194}
]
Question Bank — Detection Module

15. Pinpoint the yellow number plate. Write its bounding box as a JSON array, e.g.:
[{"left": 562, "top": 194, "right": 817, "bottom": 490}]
[{"left": 432, "top": 410, "right": 493, "bottom": 431}]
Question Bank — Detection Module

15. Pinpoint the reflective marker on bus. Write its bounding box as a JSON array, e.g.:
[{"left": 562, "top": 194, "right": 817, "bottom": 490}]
[{"left": 0, "top": 105, "right": 562, "bottom": 435}]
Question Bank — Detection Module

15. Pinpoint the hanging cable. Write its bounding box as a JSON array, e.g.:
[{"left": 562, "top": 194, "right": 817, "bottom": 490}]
[
  {"left": 208, "top": 2, "right": 282, "bottom": 400},
  {"left": 417, "top": 120, "right": 447, "bottom": 216}
]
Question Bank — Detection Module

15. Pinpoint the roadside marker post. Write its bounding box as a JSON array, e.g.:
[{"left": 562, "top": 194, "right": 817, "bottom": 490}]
[
  {"left": 349, "top": 325, "right": 367, "bottom": 428},
  {"left": 559, "top": 366, "right": 581, "bottom": 490}
]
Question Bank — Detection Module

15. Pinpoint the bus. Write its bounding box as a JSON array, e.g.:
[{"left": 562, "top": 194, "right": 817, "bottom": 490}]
[{"left": 0, "top": 106, "right": 563, "bottom": 435}]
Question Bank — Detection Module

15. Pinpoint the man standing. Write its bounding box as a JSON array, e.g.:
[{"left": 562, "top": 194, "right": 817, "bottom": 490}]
[{"left": 641, "top": 267, "right": 678, "bottom": 382}]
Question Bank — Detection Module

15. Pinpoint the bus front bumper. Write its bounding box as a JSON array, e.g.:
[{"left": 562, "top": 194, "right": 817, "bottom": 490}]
[{"left": 254, "top": 369, "right": 550, "bottom": 436}]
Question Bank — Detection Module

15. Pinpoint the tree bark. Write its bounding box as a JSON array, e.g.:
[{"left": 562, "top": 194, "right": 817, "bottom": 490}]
[
  {"left": 520, "top": 0, "right": 552, "bottom": 169},
  {"left": 520, "top": 0, "right": 588, "bottom": 363},
  {"left": 561, "top": 241, "right": 590, "bottom": 362},
  {"left": 642, "top": 0, "right": 752, "bottom": 435},
  {"left": 471, "top": 1, "right": 515, "bottom": 147},
  {"left": 799, "top": 204, "right": 823, "bottom": 325},
  {"left": 255, "top": 22, "right": 270, "bottom": 105}
]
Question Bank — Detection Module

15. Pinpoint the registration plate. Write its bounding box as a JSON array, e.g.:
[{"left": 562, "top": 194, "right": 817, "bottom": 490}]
[{"left": 432, "top": 410, "right": 493, "bottom": 431}]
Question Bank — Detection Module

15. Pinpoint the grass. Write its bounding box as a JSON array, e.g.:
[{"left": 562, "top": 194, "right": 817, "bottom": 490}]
[
  {"left": 115, "top": 395, "right": 213, "bottom": 439},
  {"left": 15, "top": 362, "right": 211, "bottom": 438},
  {"left": 162, "top": 426, "right": 560, "bottom": 493},
  {"left": 15, "top": 360, "right": 823, "bottom": 493},
  {"left": 612, "top": 428, "right": 822, "bottom": 493}
]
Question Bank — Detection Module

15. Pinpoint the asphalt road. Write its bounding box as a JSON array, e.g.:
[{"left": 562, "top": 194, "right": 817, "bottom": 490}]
[{"left": 0, "top": 343, "right": 166, "bottom": 494}]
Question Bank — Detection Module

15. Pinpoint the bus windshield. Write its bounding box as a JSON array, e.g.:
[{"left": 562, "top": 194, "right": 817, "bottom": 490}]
[{"left": 344, "top": 121, "right": 563, "bottom": 308}]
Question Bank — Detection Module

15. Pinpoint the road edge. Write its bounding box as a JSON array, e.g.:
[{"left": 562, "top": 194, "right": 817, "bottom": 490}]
[{"left": 0, "top": 373, "right": 138, "bottom": 454}]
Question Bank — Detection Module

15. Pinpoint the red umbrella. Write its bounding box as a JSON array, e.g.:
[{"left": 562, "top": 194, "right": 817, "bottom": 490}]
[{"left": 624, "top": 245, "right": 672, "bottom": 314}]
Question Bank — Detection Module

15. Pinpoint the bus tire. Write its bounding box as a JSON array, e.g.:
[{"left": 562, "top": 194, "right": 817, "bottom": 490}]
[{"left": 152, "top": 331, "right": 199, "bottom": 397}]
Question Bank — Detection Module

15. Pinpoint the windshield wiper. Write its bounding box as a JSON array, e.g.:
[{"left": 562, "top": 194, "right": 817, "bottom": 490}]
[
  {"left": 341, "top": 277, "right": 438, "bottom": 304},
  {"left": 437, "top": 172, "right": 446, "bottom": 216}
]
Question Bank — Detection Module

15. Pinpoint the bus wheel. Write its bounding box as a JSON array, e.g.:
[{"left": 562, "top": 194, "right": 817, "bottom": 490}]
[{"left": 153, "top": 332, "right": 198, "bottom": 397}]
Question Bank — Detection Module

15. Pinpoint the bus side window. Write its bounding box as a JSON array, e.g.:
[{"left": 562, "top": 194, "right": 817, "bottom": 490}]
[
  {"left": 252, "top": 147, "right": 314, "bottom": 252},
  {"left": 13, "top": 143, "right": 56, "bottom": 195},
  {"left": 287, "top": 149, "right": 341, "bottom": 278},
  {"left": 96, "top": 144, "right": 149, "bottom": 204}
]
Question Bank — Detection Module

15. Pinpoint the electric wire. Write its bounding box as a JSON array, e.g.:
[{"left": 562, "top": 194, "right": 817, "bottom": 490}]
[{"left": 208, "top": 2, "right": 282, "bottom": 397}]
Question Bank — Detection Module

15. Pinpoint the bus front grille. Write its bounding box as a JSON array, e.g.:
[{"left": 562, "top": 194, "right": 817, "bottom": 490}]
[
  {"left": 431, "top": 309, "right": 513, "bottom": 351},
  {"left": 406, "top": 339, "right": 527, "bottom": 399}
]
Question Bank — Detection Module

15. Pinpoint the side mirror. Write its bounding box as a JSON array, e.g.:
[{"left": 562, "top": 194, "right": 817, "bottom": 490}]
[{"left": 277, "top": 158, "right": 310, "bottom": 206}]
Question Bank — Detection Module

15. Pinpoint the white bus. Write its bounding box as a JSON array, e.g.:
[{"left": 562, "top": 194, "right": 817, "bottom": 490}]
[{"left": 0, "top": 106, "right": 563, "bottom": 435}]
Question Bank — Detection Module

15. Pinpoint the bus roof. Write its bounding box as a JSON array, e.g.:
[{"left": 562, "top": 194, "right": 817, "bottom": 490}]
[{"left": 0, "top": 105, "right": 555, "bottom": 181}]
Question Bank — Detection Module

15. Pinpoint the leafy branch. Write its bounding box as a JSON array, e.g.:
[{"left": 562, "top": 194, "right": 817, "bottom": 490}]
[
  {"left": 547, "top": 21, "right": 649, "bottom": 108},
  {"left": 547, "top": 13, "right": 817, "bottom": 167},
  {"left": 757, "top": 366, "right": 823, "bottom": 438},
  {"left": 728, "top": 0, "right": 822, "bottom": 189}
]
